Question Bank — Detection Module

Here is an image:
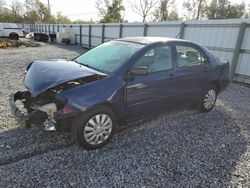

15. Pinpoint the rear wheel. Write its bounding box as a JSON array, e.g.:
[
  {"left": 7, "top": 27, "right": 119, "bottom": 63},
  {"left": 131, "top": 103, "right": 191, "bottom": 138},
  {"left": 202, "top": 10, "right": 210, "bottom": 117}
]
[
  {"left": 71, "top": 106, "right": 116, "bottom": 149},
  {"left": 197, "top": 85, "right": 218, "bottom": 112},
  {"left": 9, "top": 33, "right": 19, "bottom": 40}
]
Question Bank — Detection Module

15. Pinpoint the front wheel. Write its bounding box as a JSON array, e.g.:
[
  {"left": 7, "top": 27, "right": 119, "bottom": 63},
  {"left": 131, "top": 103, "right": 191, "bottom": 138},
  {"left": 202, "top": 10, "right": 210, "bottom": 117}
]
[
  {"left": 197, "top": 86, "right": 218, "bottom": 112},
  {"left": 71, "top": 106, "right": 116, "bottom": 149}
]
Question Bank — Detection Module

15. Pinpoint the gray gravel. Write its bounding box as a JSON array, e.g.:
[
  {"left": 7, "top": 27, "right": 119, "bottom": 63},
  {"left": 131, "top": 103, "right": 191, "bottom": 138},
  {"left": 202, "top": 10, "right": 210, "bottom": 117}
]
[{"left": 0, "top": 43, "right": 249, "bottom": 187}]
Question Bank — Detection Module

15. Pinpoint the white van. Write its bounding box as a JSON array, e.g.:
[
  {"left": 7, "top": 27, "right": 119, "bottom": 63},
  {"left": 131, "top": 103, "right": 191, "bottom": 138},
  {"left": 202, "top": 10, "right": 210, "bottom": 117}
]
[{"left": 0, "top": 23, "right": 24, "bottom": 40}]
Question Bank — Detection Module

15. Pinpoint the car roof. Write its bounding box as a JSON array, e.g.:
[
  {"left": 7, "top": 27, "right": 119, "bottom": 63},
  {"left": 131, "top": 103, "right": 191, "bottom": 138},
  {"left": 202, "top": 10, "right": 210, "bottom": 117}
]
[{"left": 115, "top": 37, "right": 187, "bottom": 45}]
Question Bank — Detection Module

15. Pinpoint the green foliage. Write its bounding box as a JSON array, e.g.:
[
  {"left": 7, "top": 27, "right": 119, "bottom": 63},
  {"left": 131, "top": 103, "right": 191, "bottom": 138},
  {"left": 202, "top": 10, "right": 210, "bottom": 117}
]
[
  {"left": 0, "top": 38, "right": 40, "bottom": 48},
  {"left": 184, "top": 0, "right": 247, "bottom": 20},
  {"left": 219, "top": 2, "right": 245, "bottom": 19},
  {"left": 96, "top": 0, "right": 125, "bottom": 23},
  {"left": 55, "top": 12, "right": 71, "bottom": 24},
  {"left": 154, "top": 0, "right": 179, "bottom": 21},
  {"left": 0, "top": 0, "right": 73, "bottom": 24},
  {"left": 183, "top": 0, "right": 207, "bottom": 20},
  {"left": 71, "top": 19, "right": 93, "bottom": 24}
]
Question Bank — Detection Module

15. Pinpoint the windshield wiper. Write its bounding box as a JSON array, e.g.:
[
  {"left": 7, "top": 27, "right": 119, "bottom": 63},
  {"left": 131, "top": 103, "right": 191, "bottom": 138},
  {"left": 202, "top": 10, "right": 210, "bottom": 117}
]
[
  {"left": 73, "top": 60, "right": 109, "bottom": 74},
  {"left": 74, "top": 60, "right": 89, "bottom": 67}
]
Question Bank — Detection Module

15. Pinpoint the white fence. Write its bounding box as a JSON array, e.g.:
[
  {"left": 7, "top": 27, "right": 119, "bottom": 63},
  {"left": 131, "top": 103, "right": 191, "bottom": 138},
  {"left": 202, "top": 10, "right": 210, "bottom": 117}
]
[{"left": 22, "top": 19, "right": 250, "bottom": 83}]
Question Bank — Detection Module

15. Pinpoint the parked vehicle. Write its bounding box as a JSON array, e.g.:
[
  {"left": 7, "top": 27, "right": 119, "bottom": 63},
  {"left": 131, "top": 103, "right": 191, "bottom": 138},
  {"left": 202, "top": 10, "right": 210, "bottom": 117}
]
[
  {"left": 0, "top": 23, "right": 24, "bottom": 40},
  {"left": 10, "top": 37, "right": 230, "bottom": 149},
  {"left": 34, "top": 33, "right": 49, "bottom": 42}
]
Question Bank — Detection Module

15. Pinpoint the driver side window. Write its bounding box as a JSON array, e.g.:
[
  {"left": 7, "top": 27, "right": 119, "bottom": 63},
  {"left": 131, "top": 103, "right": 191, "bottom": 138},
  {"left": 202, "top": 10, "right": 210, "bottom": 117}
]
[{"left": 134, "top": 46, "right": 173, "bottom": 73}]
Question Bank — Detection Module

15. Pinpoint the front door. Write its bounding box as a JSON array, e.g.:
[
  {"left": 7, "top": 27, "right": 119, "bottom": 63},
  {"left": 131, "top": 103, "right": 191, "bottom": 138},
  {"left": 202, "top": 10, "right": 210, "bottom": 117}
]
[{"left": 126, "top": 45, "right": 177, "bottom": 120}]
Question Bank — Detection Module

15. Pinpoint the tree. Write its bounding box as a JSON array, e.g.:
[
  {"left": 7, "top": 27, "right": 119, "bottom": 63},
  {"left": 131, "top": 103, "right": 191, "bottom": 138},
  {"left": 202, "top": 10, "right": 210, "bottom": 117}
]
[
  {"left": 71, "top": 19, "right": 93, "bottom": 24},
  {"left": 223, "top": 2, "right": 245, "bottom": 19},
  {"left": 183, "top": 0, "right": 207, "bottom": 20},
  {"left": 0, "top": 0, "right": 75, "bottom": 24},
  {"left": 130, "top": 0, "right": 158, "bottom": 22},
  {"left": 154, "top": 0, "right": 179, "bottom": 21},
  {"left": 55, "top": 12, "right": 71, "bottom": 24},
  {"left": 96, "top": 0, "right": 125, "bottom": 23},
  {"left": 245, "top": 4, "right": 250, "bottom": 18},
  {"left": 10, "top": 0, "right": 24, "bottom": 22},
  {"left": 206, "top": 0, "right": 217, "bottom": 19},
  {"left": 206, "top": 0, "right": 246, "bottom": 19},
  {"left": 23, "top": 0, "right": 53, "bottom": 23}
]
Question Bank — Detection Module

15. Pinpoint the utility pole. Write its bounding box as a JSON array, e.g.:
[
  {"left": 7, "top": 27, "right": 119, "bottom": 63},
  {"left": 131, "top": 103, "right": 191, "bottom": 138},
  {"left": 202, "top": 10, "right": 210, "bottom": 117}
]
[{"left": 48, "top": 0, "right": 51, "bottom": 15}]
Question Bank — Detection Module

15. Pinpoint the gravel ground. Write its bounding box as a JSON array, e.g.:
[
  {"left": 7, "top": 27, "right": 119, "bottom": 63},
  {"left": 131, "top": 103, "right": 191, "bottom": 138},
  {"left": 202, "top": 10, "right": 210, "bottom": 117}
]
[{"left": 0, "top": 43, "right": 249, "bottom": 187}]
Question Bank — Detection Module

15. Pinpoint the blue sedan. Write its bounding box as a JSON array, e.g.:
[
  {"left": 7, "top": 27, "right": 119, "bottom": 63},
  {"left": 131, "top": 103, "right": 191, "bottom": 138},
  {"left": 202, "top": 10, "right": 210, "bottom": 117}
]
[{"left": 10, "top": 37, "right": 230, "bottom": 149}]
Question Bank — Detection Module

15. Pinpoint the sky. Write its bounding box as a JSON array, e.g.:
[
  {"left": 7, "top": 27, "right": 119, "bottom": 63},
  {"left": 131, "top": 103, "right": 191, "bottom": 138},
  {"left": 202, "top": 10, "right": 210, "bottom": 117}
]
[{"left": 4, "top": 0, "right": 250, "bottom": 22}]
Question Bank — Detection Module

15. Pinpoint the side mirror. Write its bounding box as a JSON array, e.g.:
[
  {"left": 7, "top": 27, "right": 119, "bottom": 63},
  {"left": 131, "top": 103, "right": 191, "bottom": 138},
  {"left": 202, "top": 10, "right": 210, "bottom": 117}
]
[{"left": 129, "top": 66, "right": 149, "bottom": 77}]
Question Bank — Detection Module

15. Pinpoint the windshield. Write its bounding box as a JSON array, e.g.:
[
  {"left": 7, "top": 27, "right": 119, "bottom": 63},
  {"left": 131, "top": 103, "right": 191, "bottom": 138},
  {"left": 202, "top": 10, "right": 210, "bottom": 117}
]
[{"left": 75, "top": 41, "right": 144, "bottom": 73}]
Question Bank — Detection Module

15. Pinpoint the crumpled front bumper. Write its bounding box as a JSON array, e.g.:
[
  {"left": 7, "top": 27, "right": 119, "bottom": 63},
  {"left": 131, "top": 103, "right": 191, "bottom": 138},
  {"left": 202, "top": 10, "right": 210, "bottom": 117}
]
[
  {"left": 9, "top": 91, "right": 28, "bottom": 119},
  {"left": 9, "top": 91, "right": 47, "bottom": 128}
]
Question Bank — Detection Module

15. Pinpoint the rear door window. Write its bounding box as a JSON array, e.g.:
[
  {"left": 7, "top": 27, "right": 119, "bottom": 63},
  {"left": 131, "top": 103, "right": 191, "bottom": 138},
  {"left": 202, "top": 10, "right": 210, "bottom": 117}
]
[{"left": 176, "top": 45, "right": 206, "bottom": 68}]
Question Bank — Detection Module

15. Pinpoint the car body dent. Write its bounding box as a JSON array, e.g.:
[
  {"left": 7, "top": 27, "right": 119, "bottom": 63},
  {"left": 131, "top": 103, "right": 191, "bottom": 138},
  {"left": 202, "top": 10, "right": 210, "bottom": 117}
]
[{"left": 24, "top": 60, "right": 107, "bottom": 97}]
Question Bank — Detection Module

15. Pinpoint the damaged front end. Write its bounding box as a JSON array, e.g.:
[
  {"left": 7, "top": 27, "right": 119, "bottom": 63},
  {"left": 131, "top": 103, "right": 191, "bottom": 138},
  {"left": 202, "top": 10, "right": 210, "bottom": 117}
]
[
  {"left": 9, "top": 89, "right": 72, "bottom": 131},
  {"left": 10, "top": 60, "right": 106, "bottom": 131}
]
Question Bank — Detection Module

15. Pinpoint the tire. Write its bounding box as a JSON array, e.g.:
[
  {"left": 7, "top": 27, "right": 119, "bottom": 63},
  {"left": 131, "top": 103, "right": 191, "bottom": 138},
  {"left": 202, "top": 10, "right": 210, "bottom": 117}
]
[
  {"left": 9, "top": 33, "right": 19, "bottom": 40},
  {"left": 71, "top": 105, "right": 117, "bottom": 149},
  {"left": 197, "top": 85, "right": 218, "bottom": 113}
]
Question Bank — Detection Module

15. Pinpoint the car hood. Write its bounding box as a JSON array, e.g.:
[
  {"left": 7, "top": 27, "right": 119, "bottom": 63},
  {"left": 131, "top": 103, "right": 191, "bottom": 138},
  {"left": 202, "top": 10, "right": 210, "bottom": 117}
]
[{"left": 24, "top": 60, "right": 106, "bottom": 97}]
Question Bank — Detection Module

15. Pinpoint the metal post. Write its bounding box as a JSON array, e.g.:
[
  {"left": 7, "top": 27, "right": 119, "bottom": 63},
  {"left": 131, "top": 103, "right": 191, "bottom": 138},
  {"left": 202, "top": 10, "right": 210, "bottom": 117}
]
[
  {"left": 179, "top": 23, "right": 186, "bottom": 39},
  {"left": 231, "top": 22, "right": 247, "bottom": 77},
  {"left": 143, "top": 24, "right": 148, "bottom": 36},
  {"left": 89, "top": 25, "right": 92, "bottom": 48},
  {"left": 79, "top": 25, "right": 82, "bottom": 46},
  {"left": 102, "top": 24, "right": 105, "bottom": 43},
  {"left": 57, "top": 25, "right": 60, "bottom": 32},
  {"left": 119, "top": 24, "right": 123, "bottom": 38}
]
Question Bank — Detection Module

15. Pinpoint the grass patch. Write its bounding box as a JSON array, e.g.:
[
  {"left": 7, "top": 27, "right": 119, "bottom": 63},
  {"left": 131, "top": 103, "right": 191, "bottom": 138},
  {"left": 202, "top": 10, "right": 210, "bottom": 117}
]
[{"left": 0, "top": 38, "right": 40, "bottom": 49}]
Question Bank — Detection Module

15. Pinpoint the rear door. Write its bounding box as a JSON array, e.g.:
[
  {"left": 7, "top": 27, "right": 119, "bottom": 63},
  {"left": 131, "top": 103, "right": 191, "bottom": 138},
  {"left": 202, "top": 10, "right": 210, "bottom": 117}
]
[
  {"left": 173, "top": 42, "right": 211, "bottom": 105},
  {"left": 126, "top": 44, "right": 177, "bottom": 120}
]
